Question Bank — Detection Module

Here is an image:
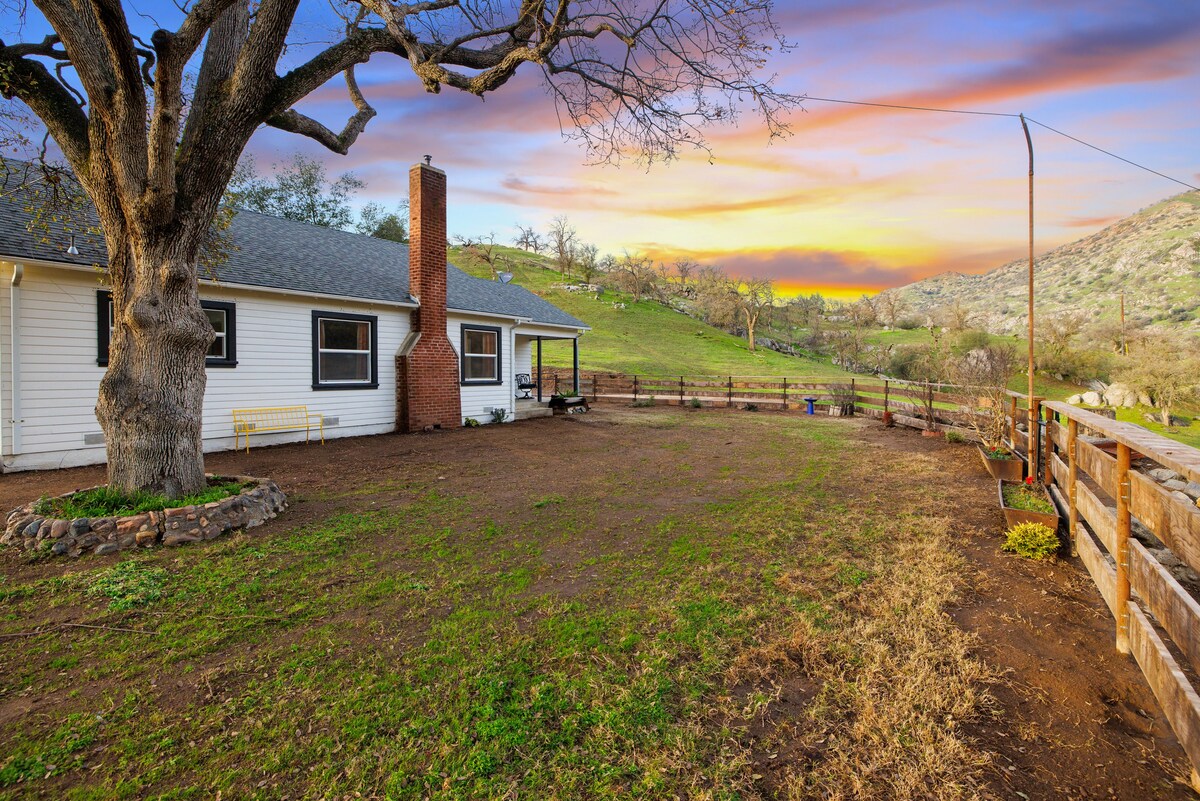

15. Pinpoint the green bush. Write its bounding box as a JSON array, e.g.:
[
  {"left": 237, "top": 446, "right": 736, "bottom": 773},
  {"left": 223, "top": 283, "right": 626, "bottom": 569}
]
[
  {"left": 953, "top": 329, "right": 991, "bottom": 353},
  {"left": 463, "top": 417, "right": 481, "bottom": 427},
  {"left": 632, "top": 396, "right": 657, "bottom": 408},
  {"left": 490, "top": 408, "right": 509, "bottom": 423},
  {"left": 944, "top": 430, "right": 967, "bottom": 444},
  {"left": 689, "top": 397, "right": 703, "bottom": 409},
  {"left": 1001, "top": 522, "right": 1060, "bottom": 560},
  {"left": 896, "top": 316, "right": 923, "bottom": 330}
]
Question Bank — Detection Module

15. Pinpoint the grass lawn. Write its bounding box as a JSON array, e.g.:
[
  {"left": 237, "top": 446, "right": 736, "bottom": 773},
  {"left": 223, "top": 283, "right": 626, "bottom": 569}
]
[{"left": 1, "top": 409, "right": 992, "bottom": 800}]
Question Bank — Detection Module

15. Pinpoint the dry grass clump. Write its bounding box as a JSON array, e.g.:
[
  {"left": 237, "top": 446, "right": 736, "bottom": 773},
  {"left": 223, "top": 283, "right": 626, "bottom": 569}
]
[{"left": 780, "top": 517, "right": 998, "bottom": 800}]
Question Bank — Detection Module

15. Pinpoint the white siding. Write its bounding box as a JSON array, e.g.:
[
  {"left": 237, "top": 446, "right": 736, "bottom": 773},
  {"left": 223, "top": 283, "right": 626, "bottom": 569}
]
[
  {"left": 449, "top": 313, "right": 514, "bottom": 424},
  {"left": 1, "top": 262, "right": 411, "bottom": 472}
]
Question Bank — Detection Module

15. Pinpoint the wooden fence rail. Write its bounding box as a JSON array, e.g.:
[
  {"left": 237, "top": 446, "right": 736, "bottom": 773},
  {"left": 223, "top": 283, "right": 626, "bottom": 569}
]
[{"left": 536, "top": 368, "right": 1200, "bottom": 785}]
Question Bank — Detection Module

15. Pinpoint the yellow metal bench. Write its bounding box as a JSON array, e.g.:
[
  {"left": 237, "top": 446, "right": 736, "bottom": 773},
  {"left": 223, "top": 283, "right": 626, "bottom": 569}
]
[{"left": 232, "top": 406, "right": 324, "bottom": 453}]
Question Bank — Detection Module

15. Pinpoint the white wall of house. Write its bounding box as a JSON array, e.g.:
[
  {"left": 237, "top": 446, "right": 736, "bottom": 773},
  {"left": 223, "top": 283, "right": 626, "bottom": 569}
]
[
  {"left": 448, "top": 311, "right": 515, "bottom": 424},
  {"left": 0, "top": 260, "right": 412, "bottom": 471}
]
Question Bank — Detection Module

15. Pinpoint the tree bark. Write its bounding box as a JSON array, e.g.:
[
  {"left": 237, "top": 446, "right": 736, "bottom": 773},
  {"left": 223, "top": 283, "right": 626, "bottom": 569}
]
[{"left": 95, "top": 227, "right": 215, "bottom": 497}]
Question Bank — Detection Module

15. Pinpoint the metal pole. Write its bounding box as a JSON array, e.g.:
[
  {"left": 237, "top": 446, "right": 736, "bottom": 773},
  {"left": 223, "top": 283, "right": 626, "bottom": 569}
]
[
  {"left": 1020, "top": 113, "right": 1036, "bottom": 450},
  {"left": 536, "top": 336, "right": 542, "bottom": 403}
]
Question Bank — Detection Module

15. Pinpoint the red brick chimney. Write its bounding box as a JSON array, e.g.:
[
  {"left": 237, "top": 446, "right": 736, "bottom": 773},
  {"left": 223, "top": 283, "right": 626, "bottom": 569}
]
[{"left": 396, "top": 162, "right": 462, "bottom": 432}]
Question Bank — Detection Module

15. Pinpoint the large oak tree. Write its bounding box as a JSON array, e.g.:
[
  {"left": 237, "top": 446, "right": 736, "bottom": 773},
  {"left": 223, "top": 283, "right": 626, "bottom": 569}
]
[{"left": 0, "top": 0, "right": 797, "bottom": 497}]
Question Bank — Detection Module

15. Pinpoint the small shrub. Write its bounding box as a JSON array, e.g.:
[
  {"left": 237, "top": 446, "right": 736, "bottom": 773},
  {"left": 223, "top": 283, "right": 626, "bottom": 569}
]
[
  {"left": 490, "top": 408, "right": 509, "bottom": 423},
  {"left": 689, "top": 397, "right": 702, "bottom": 409},
  {"left": 464, "top": 417, "right": 481, "bottom": 427},
  {"left": 632, "top": 395, "right": 656, "bottom": 408},
  {"left": 944, "top": 430, "right": 967, "bottom": 444},
  {"left": 896, "top": 316, "right": 922, "bottom": 330},
  {"left": 983, "top": 447, "right": 1011, "bottom": 460},
  {"left": 1002, "top": 522, "right": 1060, "bottom": 560}
]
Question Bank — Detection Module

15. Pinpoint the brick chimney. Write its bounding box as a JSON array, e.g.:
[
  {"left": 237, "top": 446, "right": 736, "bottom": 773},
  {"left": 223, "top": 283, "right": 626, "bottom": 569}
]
[{"left": 396, "top": 162, "right": 462, "bottom": 432}]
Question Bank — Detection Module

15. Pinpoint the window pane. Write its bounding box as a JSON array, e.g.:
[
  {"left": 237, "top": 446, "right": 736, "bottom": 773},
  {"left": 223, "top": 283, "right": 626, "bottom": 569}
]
[
  {"left": 204, "top": 308, "right": 226, "bottom": 334},
  {"left": 207, "top": 333, "right": 226, "bottom": 359},
  {"left": 464, "top": 355, "right": 497, "bottom": 380},
  {"left": 320, "top": 352, "right": 370, "bottom": 382},
  {"left": 320, "top": 319, "right": 369, "bottom": 350},
  {"left": 464, "top": 330, "right": 497, "bottom": 356}
]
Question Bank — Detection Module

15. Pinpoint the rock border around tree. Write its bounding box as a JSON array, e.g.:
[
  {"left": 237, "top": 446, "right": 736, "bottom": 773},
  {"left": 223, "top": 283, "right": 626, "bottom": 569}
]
[{"left": 1, "top": 476, "right": 286, "bottom": 557}]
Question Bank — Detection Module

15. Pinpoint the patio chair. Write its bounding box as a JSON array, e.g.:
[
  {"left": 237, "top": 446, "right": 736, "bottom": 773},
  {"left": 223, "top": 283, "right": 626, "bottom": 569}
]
[{"left": 515, "top": 373, "right": 537, "bottom": 399}]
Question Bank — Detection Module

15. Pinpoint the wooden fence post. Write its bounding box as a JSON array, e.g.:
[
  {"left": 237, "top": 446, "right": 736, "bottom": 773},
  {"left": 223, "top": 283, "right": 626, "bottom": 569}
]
[
  {"left": 680, "top": 376, "right": 685, "bottom": 405},
  {"left": 728, "top": 376, "right": 733, "bottom": 408},
  {"left": 554, "top": 373, "right": 560, "bottom": 395},
  {"left": 1009, "top": 395, "right": 1018, "bottom": 452},
  {"left": 633, "top": 375, "right": 639, "bottom": 403},
  {"left": 1115, "top": 441, "right": 1132, "bottom": 655},
  {"left": 884, "top": 380, "right": 889, "bottom": 414},
  {"left": 1067, "top": 418, "right": 1078, "bottom": 557},
  {"left": 927, "top": 384, "right": 935, "bottom": 427},
  {"left": 1043, "top": 406, "right": 1055, "bottom": 486},
  {"left": 850, "top": 378, "right": 856, "bottom": 415},
  {"left": 594, "top": 373, "right": 599, "bottom": 402},
  {"left": 782, "top": 377, "right": 788, "bottom": 410}
]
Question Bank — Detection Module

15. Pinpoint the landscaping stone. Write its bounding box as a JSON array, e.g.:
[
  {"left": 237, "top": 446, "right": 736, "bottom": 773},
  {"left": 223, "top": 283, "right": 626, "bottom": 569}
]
[
  {"left": 1184, "top": 482, "right": 1200, "bottom": 500},
  {"left": 3, "top": 476, "right": 286, "bottom": 558},
  {"left": 1102, "top": 383, "right": 1139, "bottom": 408},
  {"left": 1149, "top": 468, "right": 1184, "bottom": 483},
  {"left": 1066, "top": 394, "right": 1083, "bottom": 405},
  {"left": 1163, "top": 479, "right": 1189, "bottom": 493},
  {"left": 1081, "top": 391, "right": 1102, "bottom": 406}
]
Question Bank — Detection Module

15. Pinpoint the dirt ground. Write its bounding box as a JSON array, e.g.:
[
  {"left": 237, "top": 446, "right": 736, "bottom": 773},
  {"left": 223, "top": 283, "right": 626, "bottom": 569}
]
[{"left": 1, "top": 406, "right": 1195, "bottom": 799}]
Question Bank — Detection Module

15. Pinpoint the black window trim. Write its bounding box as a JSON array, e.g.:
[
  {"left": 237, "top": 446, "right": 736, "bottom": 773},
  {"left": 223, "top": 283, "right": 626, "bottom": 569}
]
[
  {"left": 460, "top": 323, "right": 503, "bottom": 386},
  {"left": 97, "top": 290, "right": 238, "bottom": 368},
  {"left": 311, "top": 310, "right": 379, "bottom": 391}
]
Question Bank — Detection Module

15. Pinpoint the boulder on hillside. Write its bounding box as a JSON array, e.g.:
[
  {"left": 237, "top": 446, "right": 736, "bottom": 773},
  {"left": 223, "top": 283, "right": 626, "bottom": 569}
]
[
  {"left": 1067, "top": 394, "right": 1083, "bottom": 405},
  {"left": 1086, "top": 379, "right": 1109, "bottom": 393},
  {"left": 1102, "top": 382, "right": 1139, "bottom": 408},
  {"left": 1081, "top": 390, "right": 1103, "bottom": 406}
]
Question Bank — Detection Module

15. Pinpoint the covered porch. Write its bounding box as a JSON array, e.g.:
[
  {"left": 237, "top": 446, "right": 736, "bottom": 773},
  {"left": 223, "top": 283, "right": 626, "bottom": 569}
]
[{"left": 513, "top": 324, "right": 583, "bottom": 405}]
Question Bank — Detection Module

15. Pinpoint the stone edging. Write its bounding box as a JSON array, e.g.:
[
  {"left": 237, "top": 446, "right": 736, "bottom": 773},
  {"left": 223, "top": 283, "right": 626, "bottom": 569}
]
[{"left": 1, "top": 476, "right": 287, "bottom": 557}]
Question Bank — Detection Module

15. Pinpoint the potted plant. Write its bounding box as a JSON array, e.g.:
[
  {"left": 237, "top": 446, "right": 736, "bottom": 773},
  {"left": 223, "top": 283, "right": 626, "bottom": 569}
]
[
  {"left": 827, "top": 383, "right": 856, "bottom": 417},
  {"left": 999, "top": 477, "right": 1060, "bottom": 530},
  {"left": 949, "top": 344, "right": 1024, "bottom": 481}
]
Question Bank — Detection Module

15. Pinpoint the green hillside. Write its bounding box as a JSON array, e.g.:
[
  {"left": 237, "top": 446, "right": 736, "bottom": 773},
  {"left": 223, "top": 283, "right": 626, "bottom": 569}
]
[{"left": 449, "top": 245, "right": 850, "bottom": 379}]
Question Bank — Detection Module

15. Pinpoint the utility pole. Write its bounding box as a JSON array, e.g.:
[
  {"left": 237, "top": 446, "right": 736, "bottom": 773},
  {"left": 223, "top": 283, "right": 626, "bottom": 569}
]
[{"left": 1020, "top": 113, "right": 1036, "bottom": 468}]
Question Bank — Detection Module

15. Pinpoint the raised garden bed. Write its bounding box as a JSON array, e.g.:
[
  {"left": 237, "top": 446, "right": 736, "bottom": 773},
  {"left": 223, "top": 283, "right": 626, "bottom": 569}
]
[
  {"left": 978, "top": 445, "right": 1024, "bottom": 481},
  {"left": 2, "top": 475, "right": 286, "bottom": 557},
  {"left": 998, "top": 479, "right": 1060, "bottom": 530}
]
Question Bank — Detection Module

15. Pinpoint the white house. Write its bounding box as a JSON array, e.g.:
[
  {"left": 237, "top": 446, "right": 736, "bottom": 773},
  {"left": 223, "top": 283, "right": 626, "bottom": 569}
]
[{"left": 0, "top": 162, "right": 587, "bottom": 472}]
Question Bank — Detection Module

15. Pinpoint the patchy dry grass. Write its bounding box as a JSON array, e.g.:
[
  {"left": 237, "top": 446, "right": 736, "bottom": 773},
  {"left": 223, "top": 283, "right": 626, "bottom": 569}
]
[{"left": 0, "top": 411, "right": 997, "bottom": 799}]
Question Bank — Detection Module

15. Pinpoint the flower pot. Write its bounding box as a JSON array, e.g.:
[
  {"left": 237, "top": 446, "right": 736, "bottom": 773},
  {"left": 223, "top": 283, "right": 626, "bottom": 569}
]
[
  {"left": 999, "top": 480, "right": 1060, "bottom": 530},
  {"left": 921, "top": 429, "right": 942, "bottom": 438},
  {"left": 882, "top": 411, "right": 894, "bottom": 427},
  {"left": 978, "top": 446, "right": 1024, "bottom": 481}
]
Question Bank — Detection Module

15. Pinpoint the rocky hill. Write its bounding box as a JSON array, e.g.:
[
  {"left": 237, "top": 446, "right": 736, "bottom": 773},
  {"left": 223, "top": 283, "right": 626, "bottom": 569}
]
[{"left": 882, "top": 191, "right": 1200, "bottom": 334}]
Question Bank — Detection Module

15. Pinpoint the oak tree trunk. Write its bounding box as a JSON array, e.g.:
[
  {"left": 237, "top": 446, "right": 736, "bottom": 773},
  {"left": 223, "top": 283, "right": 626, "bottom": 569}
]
[{"left": 94, "top": 225, "right": 215, "bottom": 498}]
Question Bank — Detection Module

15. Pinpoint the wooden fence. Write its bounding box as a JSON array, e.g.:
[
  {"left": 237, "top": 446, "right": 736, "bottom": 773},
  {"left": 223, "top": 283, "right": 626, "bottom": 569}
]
[
  {"left": 1036, "top": 400, "right": 1200, "bottom": 788},
  {"left": 537, "top": 369, "right": 1200, "bottom": 785}
]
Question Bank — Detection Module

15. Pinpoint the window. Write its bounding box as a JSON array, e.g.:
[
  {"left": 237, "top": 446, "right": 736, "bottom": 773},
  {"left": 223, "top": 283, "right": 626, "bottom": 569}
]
[
  {"left": 460, "top": 324, "right": 501, "bottom": 384},
  {"left": 97, "top": 291, "right": 237, "bottom": 367},
  {"left": 312, "top": 311, "right": 378, "bottom": 390}
]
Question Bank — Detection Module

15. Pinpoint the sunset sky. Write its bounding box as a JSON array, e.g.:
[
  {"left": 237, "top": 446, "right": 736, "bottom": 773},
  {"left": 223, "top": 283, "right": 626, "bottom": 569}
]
[{"left": 8, "top": 1, "right": 1200, "bottom": 299}]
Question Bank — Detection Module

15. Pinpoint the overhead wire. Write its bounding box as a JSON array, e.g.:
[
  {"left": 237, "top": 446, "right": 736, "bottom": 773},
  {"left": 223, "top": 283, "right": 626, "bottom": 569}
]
[{"left": 801, "top": 95, "right": 1199, "bottom": 192}]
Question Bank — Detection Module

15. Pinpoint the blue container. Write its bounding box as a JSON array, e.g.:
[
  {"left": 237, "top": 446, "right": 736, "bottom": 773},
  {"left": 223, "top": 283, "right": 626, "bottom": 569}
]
[{"left": 804, "top": 397, "right": 816, "bottom": 415}]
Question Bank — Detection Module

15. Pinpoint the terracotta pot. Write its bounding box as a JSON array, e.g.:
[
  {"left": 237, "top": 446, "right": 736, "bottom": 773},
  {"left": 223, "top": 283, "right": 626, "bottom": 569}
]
[
  {"left": 998, "top": 480, "right": 1060, "bottom": 530},
  {"left": 882, "top": 411, "right": 895, "bottom": 427},
  {"left": 921, "top": 429, "right": 942, "bottom": 438},
  {"left": 978, "top": 446, "right": 1024, "bottom": 481}
]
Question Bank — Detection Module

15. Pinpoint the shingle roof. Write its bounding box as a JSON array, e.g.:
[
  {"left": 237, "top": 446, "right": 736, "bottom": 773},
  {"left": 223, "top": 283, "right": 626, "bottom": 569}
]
[{"left": 0, "top": 180, "right": 586, "bottom": 330}]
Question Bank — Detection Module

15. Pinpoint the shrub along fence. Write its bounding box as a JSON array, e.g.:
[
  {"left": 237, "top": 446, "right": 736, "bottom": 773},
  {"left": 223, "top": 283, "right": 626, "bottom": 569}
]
[{"left": 537, "top": 368, "right": 1200, "bottom": 786}]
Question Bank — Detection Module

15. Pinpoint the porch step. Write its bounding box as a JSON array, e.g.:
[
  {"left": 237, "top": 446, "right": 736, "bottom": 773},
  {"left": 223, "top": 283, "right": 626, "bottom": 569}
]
[{"left": 515, "top": 401, "right": 553, "bottom": 420}]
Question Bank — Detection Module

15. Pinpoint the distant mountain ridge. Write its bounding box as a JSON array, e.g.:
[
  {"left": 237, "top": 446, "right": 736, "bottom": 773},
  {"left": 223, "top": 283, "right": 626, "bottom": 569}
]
[{"left": 882, "top": 192, "right": 1200, "bottom": 334}]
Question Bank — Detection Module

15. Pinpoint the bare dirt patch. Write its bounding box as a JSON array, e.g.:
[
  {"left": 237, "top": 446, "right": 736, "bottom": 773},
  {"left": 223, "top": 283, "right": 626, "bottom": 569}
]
[{"left": 0, "top": 407, "right": 1195, "bottom": 798}]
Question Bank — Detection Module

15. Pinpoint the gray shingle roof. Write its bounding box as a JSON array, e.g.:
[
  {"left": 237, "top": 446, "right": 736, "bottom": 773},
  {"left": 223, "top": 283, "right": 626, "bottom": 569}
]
[{"left": 0, "top": 180, "right": 585, "bottom": 330}]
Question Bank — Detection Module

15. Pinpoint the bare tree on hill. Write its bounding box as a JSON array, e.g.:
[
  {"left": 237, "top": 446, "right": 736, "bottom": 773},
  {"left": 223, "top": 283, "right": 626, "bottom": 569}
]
[{"left": 0, "top": 1, "right": 798, "bottom": 496}]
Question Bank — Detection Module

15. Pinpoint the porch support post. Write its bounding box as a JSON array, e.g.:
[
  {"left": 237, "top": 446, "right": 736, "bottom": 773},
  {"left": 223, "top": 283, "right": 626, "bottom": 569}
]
[
  {"left": 536, "top": 337, "right": 543, "bottom": 403},
  {"left": 573, "top": 338, "right": 580, "bottom": 396}
]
